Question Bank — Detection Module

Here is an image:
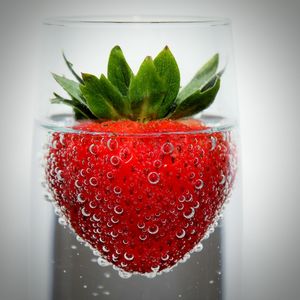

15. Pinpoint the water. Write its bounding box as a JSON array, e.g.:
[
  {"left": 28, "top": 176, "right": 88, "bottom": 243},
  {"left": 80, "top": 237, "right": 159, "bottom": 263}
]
[{"left": 30, "top": 114, "right": 242, "bottom": 300}]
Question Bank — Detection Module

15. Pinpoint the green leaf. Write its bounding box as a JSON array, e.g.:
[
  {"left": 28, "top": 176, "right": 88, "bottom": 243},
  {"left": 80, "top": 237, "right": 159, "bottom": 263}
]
[
  {"left": 128, "top": 56, "right": 166, "bottom": 121},
  {"left": 62, "top": 52, "right": 84, "bottom": 84},
  {"left": 153, "top": 46, "right": 180, "bottom": 118},
  {"left": 201, "top": 68, "right": 224, "bottom": 91},
  {"left": 52, "top": 73, "right": 86, "bottom": 105},
  {"left": 51, "top": 93, "right": 91, "bottom": 119},
  {"left": 170, "top": 76, "right": 220, "bottom": 119},
  {"left": 176, "top": 53, "right": 219, "bottom": 103},
  {"left": 107, "top": 45, "right": 133, "bottom": 96},
  {"left": 80, "top": 73, "right": 127, "bottom": 120}
]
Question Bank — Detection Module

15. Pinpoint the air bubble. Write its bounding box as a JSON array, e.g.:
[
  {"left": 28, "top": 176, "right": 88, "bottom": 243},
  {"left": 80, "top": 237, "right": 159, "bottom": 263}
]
[
  {"left": 99, "top": 237, "right": 106, "bottom": 243},
  {"left": 139, "top": 234, "right": 147, "bottom": 241},
  {"left": 220, "top": 173, "right": 226, "bottom": 185},
  {"left": 176, "top": 229, "right": 186, "bottom": 239},
  {"left": 177, "top": 203, "right": 184, "bottom": 211},
  {"left": 93, "top": 250, "right": 100, "bottom": 256},
  {"left": 114, "top": 205, "right": 124, "bottom": 215},
  {"left": 89, "top": 201, "right": 97, "bottom": 209},
  {"left": 151, "top": 266, "right": 160, "bottom": 273},
  {"left": 145, "top": 272, "right": 156, "bottom": 279},
  {"left": 183, "top": 207, "right": 195, "bottom": 219},
  {"left": 111, "top": 231, "right": 118, "bottom": 238},
  {"left": 88, "top": 144, "right": 96, "bottom": 155},
  {"left": 103, "top": 291, "right": 110, "bottom": 296},
  {"left": 194, "top": 243, "right": 203, "bottom": 252},
  {"left": 193, "top": 201, "right": 200, "bottom": 209},
  {"left": 102, "top": 246, "right": 109, "bottom": 253},
  {"left": 195, "top": 179, "right": 204, "bottom": 190},
  {"left": 106, "top": 171, "right": 113, "bottom": 179},
  {"left": 161, "top": 142, "right": 174, "bottom": 154},
  {"left": 153, "top": 159, "right": 162, "bottom": 168},
  {"left": 210, "top": 136, "right": 217, "bottom": 151},
  {"left": 137, "top": 222, "right": 145, "bottom": 229},
  {"left": 113, "top": 186, "right": 122, "bottom": 195},
  {"left": 189, "top": 172, "right": 195, "bottom": 179},
  {"left": 75, "top": 180, "right": 82, "bottom": 188},
  {"left": 81, "top": 207, "right": 91, "bottom": 217},
  {"left": 58, "top": 218, "right": 67, "bottom": 226},
  {"left": 120, "top": 147, "right": 133, "bottom": 163},
  {"left": 124, "top": 252, "right": 134, "bottom": 261},
  {"left": 76, "top": 235, "right": 84, "bottom": 243},
  {"left": 92, "top": 214, "right": 101, "bottom": 222},
  {"left": 57, "top": 170, "right": 64, "bottom": 181},
  {"left": 148, "top": 225, "right": 159, "bottom": 235},
  {"left": 121, "top": 262, "right": 128, "bottom": 268},
  {"left": 180, "top": 253, "right": 190, "bottom": 263},
  {"left": 186, "top": 194, "right": 193, "bottom": 202},
  {"left": 89, "top": 177, "right": 98, "bottom": 186},
  {"left": 107, "top": 139, "right": 118, "bottom": 151},
  {"left": 178, "top": 195, "right": 186, "bottom": 202},
  {"left": 119, "top": 270, "right": 132, "bottom": 279},
  {"left": 54, "top": 206, "right": 63, "bottom": 216},
  {"left": 112, "top": 254, "right": 118, "bottom": 262},
  {"left": 97, "top": 257, "right": 110, "bottom": 267},
  {"left": 110, "top": 156, "right": 120, "bottom": 166},
  {"left": 208, "top": 226, "right": 215, "bottom": 234},
  {"left": 59, "top": 134, "right": 65, "bottom": 145},
  {"left": 161, "top": 254, "right": 169, "bottom": 261},
  {"left": 111, "top": 216, "right": 119, "bottom": 224},
  {"left": 147, "top": 172, "right": 160, "bottom": 185},
  {"left": 221, "top": 132, "right": 226, "bottom": 141}
]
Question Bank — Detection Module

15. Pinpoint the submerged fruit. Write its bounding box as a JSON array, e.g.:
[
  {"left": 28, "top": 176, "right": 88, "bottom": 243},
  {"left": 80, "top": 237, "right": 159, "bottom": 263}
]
[{"left": 46, "top": 119, "right": 236, "bottom": 275}]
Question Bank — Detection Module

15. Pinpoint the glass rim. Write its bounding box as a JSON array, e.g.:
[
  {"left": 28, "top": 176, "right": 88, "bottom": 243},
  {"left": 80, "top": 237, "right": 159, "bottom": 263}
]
[
  {"left": 38, "top": 114, "right": 236, "bottom": 137},
  {"left": 43, "top": 15, "right": 231, "bottom": 27}
]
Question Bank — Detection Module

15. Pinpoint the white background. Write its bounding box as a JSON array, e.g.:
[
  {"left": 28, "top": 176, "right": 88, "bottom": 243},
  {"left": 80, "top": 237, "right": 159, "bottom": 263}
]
[{"left": 0, "top": 0, "right": 299, "bottom": 299}]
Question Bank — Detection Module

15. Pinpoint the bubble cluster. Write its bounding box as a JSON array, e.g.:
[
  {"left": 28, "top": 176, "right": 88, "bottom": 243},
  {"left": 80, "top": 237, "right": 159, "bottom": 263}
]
[{"left": 44, "top": 123, "right": 237, "bottom": 277}]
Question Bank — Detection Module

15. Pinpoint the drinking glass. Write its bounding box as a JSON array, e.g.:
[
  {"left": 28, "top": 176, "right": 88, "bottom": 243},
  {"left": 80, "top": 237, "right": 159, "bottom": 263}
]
[{"left": 30, "top": 16, "right": 242, "bottom": 300}]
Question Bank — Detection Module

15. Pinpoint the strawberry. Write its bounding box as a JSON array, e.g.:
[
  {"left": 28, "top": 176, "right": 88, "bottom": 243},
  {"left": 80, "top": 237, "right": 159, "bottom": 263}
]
[{"left": 45, "top": 46, "right": 236, "bottom": 277}]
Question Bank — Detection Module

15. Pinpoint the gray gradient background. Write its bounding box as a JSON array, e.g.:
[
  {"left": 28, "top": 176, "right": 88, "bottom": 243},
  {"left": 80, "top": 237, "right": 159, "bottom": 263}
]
[{"left": 0, "top": 0, "right": 299, "bottom": 299}]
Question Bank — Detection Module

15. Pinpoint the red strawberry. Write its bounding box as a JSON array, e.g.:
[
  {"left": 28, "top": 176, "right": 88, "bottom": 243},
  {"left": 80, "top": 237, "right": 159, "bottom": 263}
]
[
  {"left": 46, "top": 45, "right": 237, "bottom": 277},
  {"left": 45, "top": 119, "right": 236, "bottom": 275}
]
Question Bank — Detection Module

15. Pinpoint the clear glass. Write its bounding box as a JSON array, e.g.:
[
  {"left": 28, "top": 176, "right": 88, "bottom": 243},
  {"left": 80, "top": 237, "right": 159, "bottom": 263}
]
[{"left": 30, "top": 16, "right": 242, "bottom": 300}]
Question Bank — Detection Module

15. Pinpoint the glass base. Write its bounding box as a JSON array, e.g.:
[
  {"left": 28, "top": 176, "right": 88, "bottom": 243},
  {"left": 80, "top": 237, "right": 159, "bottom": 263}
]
[{"left": 51, "top": 222, "right": 222, "bottom": 300}]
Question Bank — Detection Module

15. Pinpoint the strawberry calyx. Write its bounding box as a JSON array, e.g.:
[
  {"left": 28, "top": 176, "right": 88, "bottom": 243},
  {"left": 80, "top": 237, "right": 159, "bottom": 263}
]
[{"left": 51, "top": 46, "right": 222, "bottom": 123}]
